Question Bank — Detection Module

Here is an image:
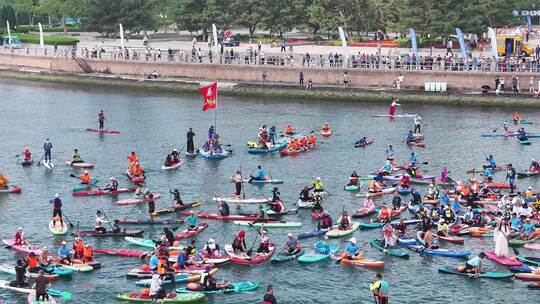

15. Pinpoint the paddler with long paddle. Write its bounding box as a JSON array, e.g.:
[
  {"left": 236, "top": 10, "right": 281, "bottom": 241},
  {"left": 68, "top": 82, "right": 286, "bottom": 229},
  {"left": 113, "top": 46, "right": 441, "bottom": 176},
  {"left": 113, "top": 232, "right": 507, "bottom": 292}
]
[
  {"left": 388, "top": 97, "right": 400, "bottom": 116},
  {"left": 50, "top": 193, "right": 64, "bottom": 228},
  {"left": 98, "top": 110, "right": 106, "bottom": 130},
  {"left": 186, "top": 128, "right": 196, "bottom": 154}
]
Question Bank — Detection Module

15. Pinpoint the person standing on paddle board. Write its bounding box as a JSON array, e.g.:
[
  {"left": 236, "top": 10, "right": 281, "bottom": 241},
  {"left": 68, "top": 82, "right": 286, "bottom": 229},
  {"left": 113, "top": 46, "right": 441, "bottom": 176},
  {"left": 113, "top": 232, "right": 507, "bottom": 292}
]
[
  {"left": 505, "top": 164, "right": 517, "bottom": 194},
  {"left": 49, "top": 193, "right": 63, "bottom": 228},
  {"left": 413, "top": 114, "right": 422, "bottom": 134},
  {"left": 43, "top": 138, "right": 53, "bottom": 163},
  {"left": 232, "top": 170, "right": 243, "bottom": 198},
  {"left": 10, "top": 259, "right": 28, "bottom": 287},
  {"left": 32, "top": 270, "right": 51, "bottom": 302},
  {"left": 186, "top": 128, "right": 196, "bottom": 154},
  {"left": 388, "top": 97, "right": 400, "bottom": 116},
  {"left": 98, "top": 110, "right": 106, "bottom": 130}
]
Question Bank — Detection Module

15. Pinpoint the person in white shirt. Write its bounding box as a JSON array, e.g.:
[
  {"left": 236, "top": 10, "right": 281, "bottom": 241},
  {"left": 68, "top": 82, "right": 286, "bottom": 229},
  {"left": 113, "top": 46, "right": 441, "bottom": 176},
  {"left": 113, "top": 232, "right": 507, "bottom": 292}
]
[{"left": 149, "top": 272, "right": 164, "bottom": 301}]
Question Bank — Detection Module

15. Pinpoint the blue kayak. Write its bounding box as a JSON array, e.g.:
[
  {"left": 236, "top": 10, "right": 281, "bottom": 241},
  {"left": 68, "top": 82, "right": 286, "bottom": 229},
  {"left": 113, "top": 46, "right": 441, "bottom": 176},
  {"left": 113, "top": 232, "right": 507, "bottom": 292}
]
[
  {"left": 397, "top": 187, "right": 411, "bottom": 195},
  {"left": 407, "top": 245, "right": 470, "bottom": 257},
  {"left": 298, "top": 244, "right": 339, "bottom": 263},
  {"left": 298, "top": 229, "right": 328, "bottom": 239},
  {"left": 199, "top": 149, "right": 229, "bottom": 159},
  {"left": 43, "top": 264, "right": 74, "bottom": 276},
  {"left": 247, "top": 142, "right": 287, "bottom": 154}
]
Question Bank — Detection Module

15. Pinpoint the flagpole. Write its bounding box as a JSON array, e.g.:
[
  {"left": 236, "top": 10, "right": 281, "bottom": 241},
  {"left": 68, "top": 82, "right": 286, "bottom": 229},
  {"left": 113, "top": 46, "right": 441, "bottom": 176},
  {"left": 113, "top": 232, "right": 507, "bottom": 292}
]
[{"left": 214, "top": 84, "right": 218, "bottom": 132}]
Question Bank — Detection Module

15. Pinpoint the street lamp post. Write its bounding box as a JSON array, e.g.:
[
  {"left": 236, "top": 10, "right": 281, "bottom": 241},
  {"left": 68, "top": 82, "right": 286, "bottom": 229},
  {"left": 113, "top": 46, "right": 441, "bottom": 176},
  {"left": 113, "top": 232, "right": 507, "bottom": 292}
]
[{"left": 428, "top": 33, "right": 432, "bottom": 57}]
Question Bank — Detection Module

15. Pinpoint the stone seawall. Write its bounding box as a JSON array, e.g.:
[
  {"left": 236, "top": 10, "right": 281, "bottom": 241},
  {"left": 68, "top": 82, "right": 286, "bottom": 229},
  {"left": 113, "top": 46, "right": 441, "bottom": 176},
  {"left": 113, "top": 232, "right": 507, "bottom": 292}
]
[{"left": 0, "top": 52, "right": 537, "bottom": 91}]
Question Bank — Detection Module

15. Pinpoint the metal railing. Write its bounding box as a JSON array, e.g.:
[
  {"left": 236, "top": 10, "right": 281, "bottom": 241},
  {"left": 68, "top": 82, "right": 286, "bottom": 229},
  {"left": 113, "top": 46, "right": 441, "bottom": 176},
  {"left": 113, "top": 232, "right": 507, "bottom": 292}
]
[{"left": 3, "top": 45, "right": 540, "bottom": 74}]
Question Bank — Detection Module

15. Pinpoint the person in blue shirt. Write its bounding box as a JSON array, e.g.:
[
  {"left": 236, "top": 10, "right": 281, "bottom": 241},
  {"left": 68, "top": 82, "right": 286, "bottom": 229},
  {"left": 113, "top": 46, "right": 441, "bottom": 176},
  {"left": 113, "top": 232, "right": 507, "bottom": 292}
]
[
  {"left": 148, "top": 251, "right": 159, "bottom": 270},
  {"left": 462, "top": 252, "right": 486, "bottom": 275},
  {"left": 510, "top": 213, "right": 521, "bottom": 231},
  {"left": 484, "top": 166, "right": 493, "bottom": 182},
  {"left": 176, "top": 248, "right": 189, "bottom": 269},
  {"left": 409, "top": 152, "right": 417, "bottom": 165},
  {"left": 370, "top": 273, "right": 390, "bottom": 304},
  {"left": 386, "top": 145, "right": 395, "bottom": 160},
  {"left": 249, "top": 165, "right": 266, "bottom": 182},
  {"left": 382, "top": 161, "right": 393, "bottom": 174},
  {"left": 440, "top": 190, "right": 450, "bottom": 206},
  {"left": 520, "top": 218, "right": 536, "bottom": 240},
  {"left": 208, "top": 126, "right": 215, "bottom": 139},
  {"left": 406, "top": 130, "right": 415, "bottom": 143},
  {"left": 355, "top": 136, "right": 367, "bottom": 146},
  {"left": 186, "top": 214, "right": 197, "bottom": 230},
  {"left": 43, "top": 138, "right": 53, "bottom": 163},
  {"left": 451, "top": 197, "right": 461, "bottom": 215},
  {"left": 343, "top": 237, "right": 360, "bottom": 259},
  {"left": 506, "top": 164, "right": 517, "bottom": 194},
  {"left": 314, "top": 236, "right": 332, "bottom": 254},
  {"left": 517, "top": 127, "right": 528, "bottom": 141},
  {"left": 486, "top": 155, "right": 496, "bottom": 169},
  {"left": 57, "top": 241, "right": 73, "bottom": 265}
]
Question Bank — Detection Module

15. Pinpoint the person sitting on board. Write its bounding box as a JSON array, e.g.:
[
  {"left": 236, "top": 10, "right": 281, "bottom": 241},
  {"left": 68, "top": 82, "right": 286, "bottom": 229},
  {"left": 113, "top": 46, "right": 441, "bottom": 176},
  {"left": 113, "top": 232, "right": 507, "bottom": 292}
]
[
  {"left": 83, "top": 243, "right": 94, "bottom": 263},
  {"left": 80, "top": 170, "right": 91, "bottom": 184},
  {"left": 347, "top": 171, "right": 360, "bottom": 186},
  {"left": 232, "top": 230, "right": 247, "bottom": 254},
  {"left": 200, "top": 267, "right": 230, "bottom": 291},
  {"left": 391, "top": 192, "right": 401, "bottom": 210},
  {"left": 367, "top": 180, "right": 381, "bottom": 193},
  {"left": 483, "top": 166, "right": 494, "bottom": 182},
  {"left": 322, "top": 122, "right": 330, "bottom": 133},
  {"left": 406, "top": 130, "right": 416, "bottom": 144},
  {"left": 299, "top": 186, "right": 313, "bottom": 203},
  {"left": 342, "top": 237, "right": 361, "bottom": 260},
  {"left": 170, "top": 149, "right": 180, "bottom": 163},
  {"left": 486, "top": 154, "right": 497, "bottom": 169},
  {"left": 400, "top": 174, "right": 411, "bottom": 189},
  {"left": 510, "top": 213, "right": 522, "bottom": 232},
  {"left": 308, "top": 134, "right": 316, "bottom": 146},
  {"left": 25, "top": 252, "right": 40, "bottom": 273},
  {"left": 523, "top": 186, "right": 535, "bottom": 203},
  {"left": 520, "top": 218, "right": 536, "bottom": 240},
  {"left": 130, "top": 161, "right": 144, "bottom": 177},
  {"left": 10, "top": 259, "right": 28, "bottom": 287},
  {"left": 381, "top": 161, "right": 393, "bottom": 175},
  {"left": 112, "top": 220, "right": 122, "bottom": 233},
  {"left": 38, "top": 247, "right": 54, "bottom": 270},
  {"left": 501, "top": 121, "right": 509, "bottom": 132},
  {"left": 517, "top": 127, "right": 528, "bottom": 141},
  {"left": 529, "top": 159, "right": 540, "bottom": 172},
  {"left": 57, "top": 241, "right": 73, "bottom": 265},
  {"left": 95, "top": 210, "right": 108, "bottom": 234},
  {"left": 512, "top": 111, "right": 521, "bottom": 123},
  {"left": 72, "top": 148, "right": 84, "bottom": 164},
  {"left": 310, "top": 177, "right": 324, "bottom": 194},
  {"left": 442, "top": 206, "right": 455, "bottom": 223},
  {"left": 282, "top": 233, "right": 301, "bottom": 255},
  {"left": 378, "top": 204, "right": 392, "bottom": 223},
  {"left": 164, "top": 154, "right": 174, "bottom": 167},
  {"left": 218, "top": 200, "right": 230, "bottom": 216},
  {"left": 14, "top": 227, "right": 30, "bottom": 247},
  {"left": 103, "top": 176, "right": 118, "bottom": 192},
  {"left": 355, "top": 136, "right": 368, "bottom": 147},
  {"left": 426, "top": 179, "right": 439, "bottom": 199},
  {"left": 460, "top": 252, "right": 486, "bottom": 276},
  {"left": 175, "top": 248, "right": 189, "bottom": 269},
  {"left": 313, "top": 236, "right": 332, "bottom": 254},
  {"left": 409, "top": 152, "right": 418, "bottom": 166},
  {"left": 406, "top": 164, "right": 417, "bottom": 177},
  {"left": 249, "top": 165, "right": 266, "bottom": 183},
  {"left": 127, "top": 151, "right": 138, "bottom": 165},
  {"left": 395, "top": 218, "right": 407, "bottom": 237},
  {"left": 410, "top": 188, "right": 422, "bottom": 205},
  {"left": 320, "top": 213, "right": 333, "bottom": 229},
  {"left": 186, "top": 213, "right": 198, "bottom": 231},
  {"left": 285, "top": 123, "right": 294, "bottom": 135},
  {"left": 436, "top": 219, "right": 449, "bottom": 237},
  {"left": 382, "top": 221, "right": 396, "bottom": 247},
  {"left": 338, "top": 211, "right": 351, "bottom": 230},
  {"left": 300, "top": 136, "right": 308, "bottom": 150},
  {"left": 22, "top": 147, "right": 32, "bottom": 162},
  {"left": 257, "top": 230, "right": 271, "bottom": 254},
  {"left": 202, "top": 238, "right": 221, "bottom": 257},
  {"left": 72, "top": 237, "right": 84, "bottom": 259}
]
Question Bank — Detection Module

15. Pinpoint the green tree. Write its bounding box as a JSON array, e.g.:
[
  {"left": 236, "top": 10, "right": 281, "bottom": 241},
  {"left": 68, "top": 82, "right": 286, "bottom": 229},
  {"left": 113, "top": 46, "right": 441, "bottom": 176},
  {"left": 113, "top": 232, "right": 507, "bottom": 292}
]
[
  {"left": 85, "top": 0, "right": 158, "bottom": 36},
  {"left": 257, "top": 0, "right": 304, "bottom": 37},
  {"left": 231, "top": 0, "right": 261, "bottom": 36}
]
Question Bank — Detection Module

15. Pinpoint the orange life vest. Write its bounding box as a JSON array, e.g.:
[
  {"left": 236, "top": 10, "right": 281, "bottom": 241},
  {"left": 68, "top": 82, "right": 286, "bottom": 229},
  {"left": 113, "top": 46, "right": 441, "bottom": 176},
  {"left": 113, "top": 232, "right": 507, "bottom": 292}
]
[
  {"left": 157, "top": 259, "right": 168, "bottom": 274},
  {"left": 73, "top": 241, "right": 84, "bottom": 255},
  {"left": 308, "top": 135, "right": 316, "bottom": 145},
  {"left": 83, "top": 246, "right": 93, "bottom": 259},
  {"left": 379, "top": 208, "right": 391, "bottom": 220},
  {"left": 132, "top": 164, "right": 142, "bottom": 176},
  {"left": 27, "top": 255, "right": 38, "bottom": 268},
  {"left": 128, "top": 154, "right": 138, "bottom": 164},
  {"left": 81, "top": 174, "right": 90, "bottom": 184}
]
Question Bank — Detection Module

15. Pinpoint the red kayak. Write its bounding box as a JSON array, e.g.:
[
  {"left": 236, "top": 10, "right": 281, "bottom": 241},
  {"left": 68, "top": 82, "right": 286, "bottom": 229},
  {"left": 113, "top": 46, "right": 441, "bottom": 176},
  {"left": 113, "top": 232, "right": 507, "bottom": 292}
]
[
  {"left": 435, "top": 235, "right": 465, "bottom": 244},
  {"left": 225, "top": 243, "right": 276, "bottom": 265},
  {"left": 94, "top": 249, "right": 145, "bottom": 257},
  {"left": 0, "top": 186, "right": 22, "bottom": 194},
  {"left": 73, "top": 187, "right": 136, "bottom": 197},
  {"left": 352, "top": 208, "right": 376, "bottom": 218},
  {"left": 179, "top": 211, "right": 278, "bottom": 222},
  {"left": 486, "top": 182, "right": 514, "bottom": 189},
  {"left": 405, "top": 141, "right": 426, "bottom": 148},
  {"left": 117, "top": 219, "right": 185, "bottom": 225},
  {"left": 87, "top": 128, "right": 120, "bottom": 134},
  {"left": 280, "top": 145, "right": 316, "bottom": 157},
  {"left": 125, "top": 169, "right": 145, "bottom": 184},
  {"left": 175, "top": 223, "right": 208, "bottom": 240}
]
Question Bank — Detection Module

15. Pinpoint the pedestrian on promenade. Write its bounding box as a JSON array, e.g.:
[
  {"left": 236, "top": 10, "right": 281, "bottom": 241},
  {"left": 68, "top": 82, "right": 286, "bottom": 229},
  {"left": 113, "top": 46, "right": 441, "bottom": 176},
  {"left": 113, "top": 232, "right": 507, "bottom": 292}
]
[
  {"left": 263, "top": 284, "right": 277, "bottom": 304},
  {"left": 343, "top": 72, "right": 349, "bottom": 88},
  {"left": 512, "top": 75, "right": 519, "bottom": 93},
  {"left": 397, "top": 74, "right": 404, "bottom": 90},
  {"left": 280, "top": 40, "right": 286, "bottom": 52},
  {"left": 529, "top": 77, "right": 534, "bottom": 93},
  {"left": 306, "top": 79, "right": 313, "bottom": 90},
  {"left": 299, "top": 71, "right": 304, "bottom": 86},
  {"left": 370, "top": 273, "right": 390, "bottom": 304},
  {"left": 535, "top": 45, "right": 540, "bottom": 60}
]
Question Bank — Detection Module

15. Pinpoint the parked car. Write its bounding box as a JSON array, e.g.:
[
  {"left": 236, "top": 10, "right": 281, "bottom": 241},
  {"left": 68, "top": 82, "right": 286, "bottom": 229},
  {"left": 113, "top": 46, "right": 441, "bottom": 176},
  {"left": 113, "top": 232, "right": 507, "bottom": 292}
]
[{"left": 223, "top": 37, "right": 240, "bottom": 47}]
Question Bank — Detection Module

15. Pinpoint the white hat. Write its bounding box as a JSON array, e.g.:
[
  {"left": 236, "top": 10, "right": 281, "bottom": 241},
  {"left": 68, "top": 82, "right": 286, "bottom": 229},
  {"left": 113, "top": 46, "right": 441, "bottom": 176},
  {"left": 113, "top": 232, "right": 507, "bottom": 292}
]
[
  {"left": 533, "top": 159, "right": 536, "bottom": 162},
  {"left": 109, "top": 177, "right": 115, "bottom": 181},
  {"left": 42, "top": 247, "right": 48, "bottom": 251},
  {"left": 17, "top": 227, "right": 23, "bottom": 231},
  {"left": 54, "top": 193, "right": 59, "bottom": 198},
  {"left": 208, "top": 238, "right": 215, "bottom": 243},
  {"left": 84, "top": 170, "right": 88, "bottom": 174},
  {"left": 316, "top": 177, "right": 321, "bottom": 181},
  {"left": 173, "top": 149, "right": 178, "bottom": 152},
  {"left": 349, "top": 237, "right": 357, "bottom": 244},
  {"left": 528, "top": 186, "right": 532, "bottom": 190},
  {"left": 287, "top": 233, "right": 293, "bottom": 237},
  {"left": 467, "top": 206, "right": 472, "bottom": 209},
  {"left": 61, "top": 241, "right": 67, "bottom": 245}
]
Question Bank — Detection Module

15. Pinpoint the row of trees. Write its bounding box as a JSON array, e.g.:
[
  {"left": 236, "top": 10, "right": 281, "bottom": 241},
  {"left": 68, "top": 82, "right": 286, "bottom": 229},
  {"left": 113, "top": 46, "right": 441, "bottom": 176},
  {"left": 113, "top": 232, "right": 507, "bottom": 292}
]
[{"left": 0, "top": 0, "right": 537, "bottom": 38}]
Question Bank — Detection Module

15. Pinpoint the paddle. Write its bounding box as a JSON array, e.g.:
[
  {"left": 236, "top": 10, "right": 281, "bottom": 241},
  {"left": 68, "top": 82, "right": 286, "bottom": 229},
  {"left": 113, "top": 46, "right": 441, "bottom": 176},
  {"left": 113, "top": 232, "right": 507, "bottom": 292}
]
[
  {"left": 99, "top": 208, "right": 115, "bottom": 231},
  {"left": 246, "top": 222, "right": 261, "bottom": 257},
  {"left": 123, "top": 199, "right": 143, "bottom": 221},
  {"left": 140, "top": 248, "right": 154, "bottom": 260},
  {"left": 35, "top": 154, "right": 45, "bottom": 166},
  {"left": 69, "top": 173, "right": 99, "bottom": 188},
  {"left": 61, "top": 212, "right": 75, "bottom": 228},
  {"left": 239, "top": 165, "right": 246, "bottom": 200},
  {"left": 5, "top": 232, "right": 37, "bottom": 248},
  {"left": 171, "top": 219, "right": 187, "bottom": 232}
]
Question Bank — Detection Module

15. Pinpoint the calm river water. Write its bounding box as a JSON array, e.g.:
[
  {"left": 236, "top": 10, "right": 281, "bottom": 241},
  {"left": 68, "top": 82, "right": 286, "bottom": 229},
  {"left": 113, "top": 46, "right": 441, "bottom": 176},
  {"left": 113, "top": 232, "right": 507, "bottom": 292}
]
[{"left": 0, "top": 79, "right": 538, "bottom": 303}]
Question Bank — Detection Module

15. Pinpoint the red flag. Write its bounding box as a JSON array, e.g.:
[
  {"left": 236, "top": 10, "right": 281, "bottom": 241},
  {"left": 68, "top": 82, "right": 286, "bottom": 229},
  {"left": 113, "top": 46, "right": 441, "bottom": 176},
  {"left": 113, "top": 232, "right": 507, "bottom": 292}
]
[{"left": 199, "top": 82, "right": 217, "bottom": 111}]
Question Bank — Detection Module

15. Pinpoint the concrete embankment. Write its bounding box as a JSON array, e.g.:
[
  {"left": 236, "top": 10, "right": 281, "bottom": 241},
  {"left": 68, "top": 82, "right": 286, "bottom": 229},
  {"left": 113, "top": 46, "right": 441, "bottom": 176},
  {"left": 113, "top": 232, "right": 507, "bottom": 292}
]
[{"left": 0, "top": 52, "right": 539, "bottom": 107}]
